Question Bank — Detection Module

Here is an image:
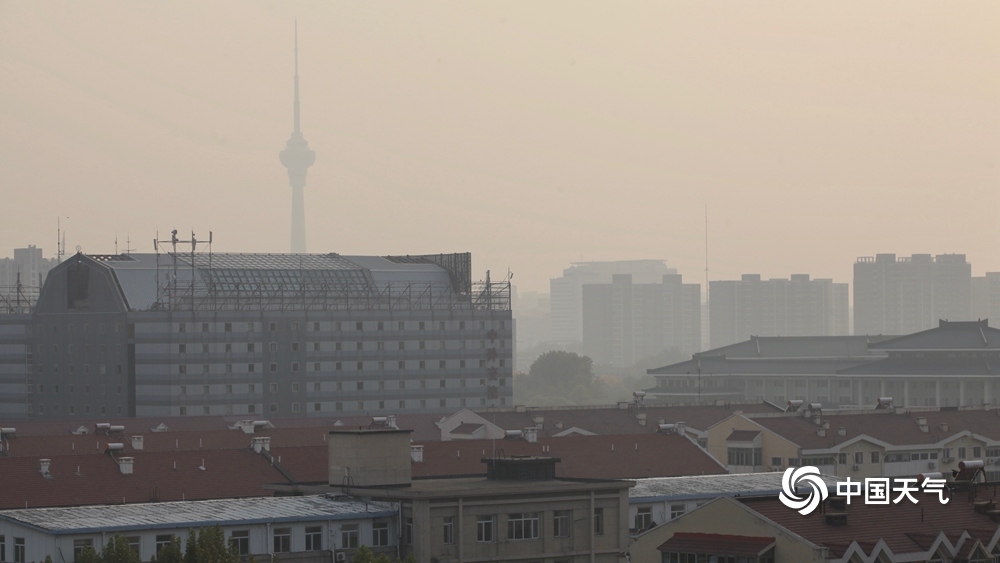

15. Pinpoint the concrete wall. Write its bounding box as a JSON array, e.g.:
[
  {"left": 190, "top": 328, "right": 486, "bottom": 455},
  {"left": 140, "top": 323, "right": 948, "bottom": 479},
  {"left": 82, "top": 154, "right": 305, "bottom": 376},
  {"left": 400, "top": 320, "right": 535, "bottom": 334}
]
[
  {"left": 328, "top": 429, "right": 412, "bottom": 487},
  {"left": 628, "top": 497, "right": 827, "bottom": 563}
]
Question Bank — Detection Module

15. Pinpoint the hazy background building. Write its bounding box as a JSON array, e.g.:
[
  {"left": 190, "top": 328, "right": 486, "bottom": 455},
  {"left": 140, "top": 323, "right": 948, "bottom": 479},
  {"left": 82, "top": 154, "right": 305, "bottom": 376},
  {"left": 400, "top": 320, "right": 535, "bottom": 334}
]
[
  {"left": 709, "top": 274, "right": 848, "bottom": 349},
  {"left": 972, "top": 272, "right": 1000, "bottom": 328},
  {"left": 854, "top": 253, "right": 972, "bottom": 336},
  {"left": 550, "top": 260, "right": 678, "bottom": 347},
  {"left": 582, "top": 274, "right": 701, "bottom": 368},
  {"left": 0, "top": 246, "right": 58, "bottom": 311},
  {"left": 511, "top": 287, "right": 551, "bottom": 371}
]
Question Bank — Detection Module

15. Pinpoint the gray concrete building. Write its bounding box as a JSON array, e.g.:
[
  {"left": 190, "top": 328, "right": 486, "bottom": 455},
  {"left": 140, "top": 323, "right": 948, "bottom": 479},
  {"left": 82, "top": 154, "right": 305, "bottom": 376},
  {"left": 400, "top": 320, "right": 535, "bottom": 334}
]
[
  {"left": 582, "top": 274, "right": 701, "bottom": 367},
  {"left": 0, "top": 250, "right": 512, "bottom": 420},
  {"left": 709, "top": 274, "right": 848, "bottom": 349},
  {"left": 549, "top": 260, "right": 677, "bottom": 347},
  {"left": 854, "top": 253, "right": 972, "bottom": 336}
]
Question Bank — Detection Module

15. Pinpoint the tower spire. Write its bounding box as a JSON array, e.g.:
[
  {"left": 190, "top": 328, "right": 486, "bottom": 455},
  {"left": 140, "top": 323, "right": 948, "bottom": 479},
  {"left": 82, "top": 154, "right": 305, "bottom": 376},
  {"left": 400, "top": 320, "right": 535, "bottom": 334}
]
[
  {"left": 293, "top": 18, "right": 300, "bottom": 134},
  {"left": 279, "top": 20, "right": 315, "bottom": 254}
]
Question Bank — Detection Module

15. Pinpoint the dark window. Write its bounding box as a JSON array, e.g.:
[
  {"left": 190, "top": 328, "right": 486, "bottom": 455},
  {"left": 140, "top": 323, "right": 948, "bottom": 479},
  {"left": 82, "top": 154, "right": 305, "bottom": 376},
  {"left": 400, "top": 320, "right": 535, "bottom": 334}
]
[
  {"left": 594, "top": 508, "right": 604, "bottom": 535},
  {"left": 155, "top": 535, "right": 174, "bottom": 557},
  {"left": 273, "top": 528, "right": 290, "bottom": 553},
  {"left": 229, "top": 531, "right": 249, "bottom": 556},
  {"left": 341, "top": 525, "right": 358, "bottom": 549},
  {"left": 443, "top": 517, "right": 454, "bottom": 545},
  {"left": 305, "top": 526, "right": 322, "bottom": 551},
  {"left": 553, "top": 510, "right": 571, "bottom": 538},
  {"left": 67, "top": 263, "right": 90, "bottom": 309},
  {"left": 477, "top": 516, "right": 494, "bottom": 542}
]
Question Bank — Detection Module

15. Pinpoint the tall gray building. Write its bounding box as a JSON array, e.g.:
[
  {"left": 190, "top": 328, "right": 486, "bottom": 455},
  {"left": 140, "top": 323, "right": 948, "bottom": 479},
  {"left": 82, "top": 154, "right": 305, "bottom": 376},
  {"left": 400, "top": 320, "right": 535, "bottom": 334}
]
[
  {"left": 582, "top": 274, "right": 700, "bottom": 367},
  {"left": 0, "top": 251, "right": 512, "bottom": 420},
  {"left": 972, "top": 272, "right": 1000, "bottom": 328},
  {"left": 550, "top": 260, "right": 678, "bottom": 347},
  {"left": 854, "top": 253, "right": 971, "bottom": 336},
  {"left": 709, "top": 274, "right": 848, "bottom": 349}
]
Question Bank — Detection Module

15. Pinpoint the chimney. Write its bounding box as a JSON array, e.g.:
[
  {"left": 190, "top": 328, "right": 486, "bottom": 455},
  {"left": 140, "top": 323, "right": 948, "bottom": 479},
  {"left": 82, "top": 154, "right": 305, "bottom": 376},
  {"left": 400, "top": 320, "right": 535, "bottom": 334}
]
[
  {"left": 533, "top": 416, "right": 544, "bottom": 430},
  {"left": 939, "top": 422, "right": 949, "bottom": 432},
  {"left": 410, "top": 445, "right": 424, "bottom": 463},
  {"left": 39, "top": 458, "right": 51, "bottom": 476},
  {"left": 555, "top": 421, "right": 564, "bottom": 429},
  {"left": 524, "top": 427, "right": 538, "bottom": 443},
  {"left": 131, "top": 436, "right": 144, "bottom": 450},
  {"left": 837, "top": 427, "right": 847, "bottom": 436},
  {"left": 918, "top": 417, "right": 929, "bottom": 433},
  {"left": 637, "top": 413, "right": 647, "bottom": 426},
  {"left": 676, "top": 421, "right": 686, "bottom": 435},
  {"left": 251, "top": 436, "right": 271, "bottom": 453},
  {"left": 387, "top": 414, "right": 398, "bottom": 429},
  {"left": 118, "top": 456, "right": 134, "bottom": 475},
  {"left": 817, "top": 428, "right": 827, "bottom": 437},
  {"left": 813, "top": 416, "right": 821, "bottom": 426},
  {"left": 617, "top": 402, "right": 629, "bottom": 410},
  {"left": 515, "top": 405, "right": 526, "bottom": 413},
  {"left": 823, "top": 421, "right": 830, "bottom": 430}
]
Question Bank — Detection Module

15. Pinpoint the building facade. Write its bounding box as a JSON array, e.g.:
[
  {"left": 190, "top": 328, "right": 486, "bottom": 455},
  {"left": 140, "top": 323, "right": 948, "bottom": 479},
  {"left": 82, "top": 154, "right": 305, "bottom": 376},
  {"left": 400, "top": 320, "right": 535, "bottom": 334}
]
[
  {"left": 854, "top": 253, "right": 972, "bottom": 336},
  {"left": 582, "top": 274, "right": 701, "bottom": 367},
  {"left": 550, "top": 260, "right": 678, "bottom": 347},
  {"left": 0, "top": 251, "right": 512, "bottom": 420},
  {"left": 709, "top": 274, "right": 848, "bottom": 349}
]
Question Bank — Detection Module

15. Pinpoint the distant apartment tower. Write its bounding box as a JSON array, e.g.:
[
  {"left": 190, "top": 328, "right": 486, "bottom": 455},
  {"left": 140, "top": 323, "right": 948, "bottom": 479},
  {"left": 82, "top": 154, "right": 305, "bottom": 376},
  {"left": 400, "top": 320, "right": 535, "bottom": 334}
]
[
  {"left": 972, "top": 273, "right": 1000, "bottom": 329},
  {"left": 550, "top": 260, "right": 677, "bottom": 346},
  {"left": 854, "top": 253, "right": 971, "bottom": 336},
  {"left": 582, "top": 274, "right": 701, "bottom": 367},
  {"left": 709, "top": 274, "right": 848, "bottom": 349}
]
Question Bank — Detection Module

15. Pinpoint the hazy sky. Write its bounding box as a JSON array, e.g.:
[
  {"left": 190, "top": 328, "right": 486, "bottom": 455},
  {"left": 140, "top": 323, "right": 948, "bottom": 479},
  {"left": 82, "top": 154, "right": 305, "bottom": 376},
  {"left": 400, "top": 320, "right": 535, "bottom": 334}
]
[{"left": 2, "top": 1, "right": 997, "bottom": 293}]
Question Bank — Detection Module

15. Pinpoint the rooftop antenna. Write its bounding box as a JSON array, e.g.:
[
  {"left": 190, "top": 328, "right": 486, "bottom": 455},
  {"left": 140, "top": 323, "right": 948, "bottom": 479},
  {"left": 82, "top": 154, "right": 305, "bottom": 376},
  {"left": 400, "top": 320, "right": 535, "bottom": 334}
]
[
  {"left": 57, "top": 217, "right": 68, "bottom": 263},
  {"left": 704, "top": 204, "right": 709, "bottom": 305}
]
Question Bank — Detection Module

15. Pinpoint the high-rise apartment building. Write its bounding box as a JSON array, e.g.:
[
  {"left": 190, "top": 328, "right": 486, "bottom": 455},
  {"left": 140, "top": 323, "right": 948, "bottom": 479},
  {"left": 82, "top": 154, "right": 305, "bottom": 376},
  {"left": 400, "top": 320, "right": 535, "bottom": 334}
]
[
  {"left": 854, "top": 254, "right": 971, "bottom": 336},
  {"left": 582, "top": 274, "right": 700, "bottom": 367},
  {"left": 709, "top": 274, "right": 848, "bottom": 349},
  {"left": 972, "top": 272, "right": 1000, "bottom": 329},
  {"left": 550, "top": 260, "right": 677, "bottom": 346}
]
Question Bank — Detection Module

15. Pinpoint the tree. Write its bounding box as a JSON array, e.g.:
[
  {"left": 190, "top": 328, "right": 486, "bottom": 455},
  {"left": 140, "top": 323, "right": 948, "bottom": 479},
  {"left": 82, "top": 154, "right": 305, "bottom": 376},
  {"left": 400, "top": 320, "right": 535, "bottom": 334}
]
[
  {"left": 151, "top": 536, "right": 182, "bottom": 563},
  {"left": 515, "top": 351, "right": 603, "bottom": 405},
  {"left": 101, "top": 535, "right": 140, "bottom": 563},
  {"left": 75, "top": 547, "right": 101, "bottom": 563},
  {"left": 350, "top": 546, "right": 413, "bottom": 563}
]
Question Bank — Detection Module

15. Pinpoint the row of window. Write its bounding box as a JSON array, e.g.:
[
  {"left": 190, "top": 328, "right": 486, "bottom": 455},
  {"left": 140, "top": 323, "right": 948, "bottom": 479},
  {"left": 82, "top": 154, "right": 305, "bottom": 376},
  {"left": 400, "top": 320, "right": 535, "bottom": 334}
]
[
  {"left": 0, "top": 535, "right": 26, "bottom": 563},
  {"left": 633, "top": 505, "right": 686, "bottom": 531},
  {"left": 176, "top": 359, "right": 506, "bottom": 374},
  {"left": 27, "top": 404, "right": 122, "bottom": 416},
  {"left": 176, "top": 320, "right": 506, "bottom": 333},
  {"left": 174, "top": 396, "right": 510, "bottom": 416},
  {"left": 176, "top": 340, "right": 507, "bottom": 353},
  {"left": 30, "top": 363, "right": 123, "bottom": 375},
  {"left": 178, "top": 377, "right": 506, "bottom": 395},
  {"left": 469, "top": 509, "right": 603, "bottom": 543},
  {"left": 29, "top": 384, "right": 123, "bottom": 395}
]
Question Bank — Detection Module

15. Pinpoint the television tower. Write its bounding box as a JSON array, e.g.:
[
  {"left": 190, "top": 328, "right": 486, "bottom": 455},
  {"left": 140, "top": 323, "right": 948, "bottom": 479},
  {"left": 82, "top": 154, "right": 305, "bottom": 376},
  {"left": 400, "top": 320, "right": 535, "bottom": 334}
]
[{"left": 279, "top": 20, "right": 316, "bottom": 253}]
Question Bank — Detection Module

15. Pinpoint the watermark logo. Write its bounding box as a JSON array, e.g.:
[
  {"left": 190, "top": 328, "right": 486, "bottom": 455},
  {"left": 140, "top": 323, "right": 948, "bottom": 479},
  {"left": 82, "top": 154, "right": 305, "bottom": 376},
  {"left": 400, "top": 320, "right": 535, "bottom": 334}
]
[
  {"left": 780, "top": 466, "right": 952, "bottom": 514},
  {"left": 779, "top": 466, "right": 829, "bottom": 515}
]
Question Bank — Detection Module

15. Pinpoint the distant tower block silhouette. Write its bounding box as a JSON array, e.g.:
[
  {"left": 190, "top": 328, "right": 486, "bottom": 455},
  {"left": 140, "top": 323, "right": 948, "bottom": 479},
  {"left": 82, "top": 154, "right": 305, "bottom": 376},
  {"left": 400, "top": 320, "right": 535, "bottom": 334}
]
[{"left": 279, "top": 21, "right": 316, "bottom": 253}]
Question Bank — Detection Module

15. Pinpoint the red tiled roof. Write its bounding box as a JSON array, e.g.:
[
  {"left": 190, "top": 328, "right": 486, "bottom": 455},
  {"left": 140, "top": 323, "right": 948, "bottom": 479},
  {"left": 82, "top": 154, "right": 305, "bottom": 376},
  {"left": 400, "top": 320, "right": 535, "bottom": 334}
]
[
  {"left": 480, "top": 403, "right": 780, "bottom": 438},
  {"left": 740, "top": 490, "right": 1000, "bottom": 558},
  {"left": 412, "top": 433, "right": 726, "bottom": 480},
  {"left": 750, "top": 408, "right": 1000, "bottom": 450},
  {"left": 450, "top": 423, "right": 485, "bottom": 435},
  {"left": 657, "top": 533, "right": 775, "bottom": 556},
  {"left": 726, "top": 430, "right": 761, "bottom": 442},
  {"left": 0, "top": 449, "right": 287, "bottom": 510}
]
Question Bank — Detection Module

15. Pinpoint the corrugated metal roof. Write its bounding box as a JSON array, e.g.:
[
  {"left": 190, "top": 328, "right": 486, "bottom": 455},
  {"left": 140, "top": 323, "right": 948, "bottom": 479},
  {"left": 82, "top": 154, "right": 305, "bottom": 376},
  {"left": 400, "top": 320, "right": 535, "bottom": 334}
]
[
  {"left": 0, "top": 495, "right": 394, "bottom": 533},
  {"left": 629, "top": 472, "right": 841, "bottom": 501}
]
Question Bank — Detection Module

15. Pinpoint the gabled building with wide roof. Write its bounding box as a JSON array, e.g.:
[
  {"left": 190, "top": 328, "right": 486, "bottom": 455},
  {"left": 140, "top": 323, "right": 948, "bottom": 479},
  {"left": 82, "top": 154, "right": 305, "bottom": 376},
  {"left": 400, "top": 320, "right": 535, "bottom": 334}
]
[{"left": 646, "top": 321, "right": 1000, "bottom": 409}]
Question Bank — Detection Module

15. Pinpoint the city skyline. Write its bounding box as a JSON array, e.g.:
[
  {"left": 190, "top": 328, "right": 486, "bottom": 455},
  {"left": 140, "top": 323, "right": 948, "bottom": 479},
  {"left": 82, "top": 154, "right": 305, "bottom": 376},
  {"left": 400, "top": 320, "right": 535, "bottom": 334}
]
[{"left": 2, "top": 2, "right": 997, "bottom": 294}]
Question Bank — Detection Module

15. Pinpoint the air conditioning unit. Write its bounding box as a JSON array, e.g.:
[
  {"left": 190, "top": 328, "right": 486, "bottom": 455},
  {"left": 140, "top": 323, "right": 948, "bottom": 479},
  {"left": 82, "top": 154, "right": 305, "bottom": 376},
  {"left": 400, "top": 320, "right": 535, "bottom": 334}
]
[
  {"left": 335, "top": 553, "right": 346, "bottom": 562},
  {"left": 852, "top": 464, "right": 860, "bottom": 471},
  {"left": 928, "top": 461, "right": 936, "bottom": 470},
  {"left": 943, "top": 457, "right": 955, "bottom": 463}
]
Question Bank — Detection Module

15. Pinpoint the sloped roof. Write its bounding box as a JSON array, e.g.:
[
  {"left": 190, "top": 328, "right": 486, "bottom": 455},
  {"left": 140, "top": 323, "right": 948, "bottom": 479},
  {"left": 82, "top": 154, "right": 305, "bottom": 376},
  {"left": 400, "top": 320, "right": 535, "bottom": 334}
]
[
  {"left": 697, "top": 335, "right": 895, "bottom": 359},
  {"left": 0, "top": 495, "right": 394, "bottom": 533},
  {"left": 630, "top": 472, "right": 840, "bottom": 501},
  {"left": 450, "top": 423, "right": 485, "bottom": 435},
  {"left": 726, "top": 430, "right": 761, "bottom": 442},
  {"left": 657, "top": 533, "right": 775, "bottom": 556},
  {"left": 740, "top": 491, "right": 1000, "bottom": 559},
  {"left": 751, "top": 408, "right": 1000, "bottom": 450},
  {"left": 411, "top": 432, "right": 726, "bottom": 480},
  {"left": 870, "top": 320, "right": 1000, "bottom": 350},
  {"left": 476, "top": 403, "right": 781, "bottom": 437},
  {"left": 0, "top": 449, "right": 287, "bottom": 510},
  {"left": 648, "top": 356, "right": 876, "bottom": 376}
]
